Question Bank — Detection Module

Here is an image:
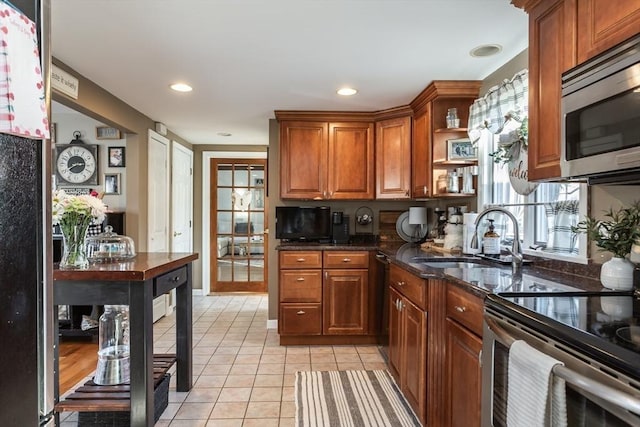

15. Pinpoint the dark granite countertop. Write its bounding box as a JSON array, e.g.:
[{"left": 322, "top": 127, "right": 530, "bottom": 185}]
[
  {"left": 378, "top": 243, "right": 616, "bottom": 299},
  {"left": 276, "top": 240, "right": 616, "bottom": 299}
]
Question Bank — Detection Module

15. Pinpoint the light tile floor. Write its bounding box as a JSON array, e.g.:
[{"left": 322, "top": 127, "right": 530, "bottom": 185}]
[{"left": 59, "top": 293, "right": 387, "bottom": 426}]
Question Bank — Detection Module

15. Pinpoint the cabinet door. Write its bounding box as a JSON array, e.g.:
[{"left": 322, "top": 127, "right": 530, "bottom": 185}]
[
  {"left": 279, "top": 121, "right": 327, "bottom": 199},
  {"left": 327, "top": 122, "right": 375, "bottom": 200},
  {"left": 577, "top": 0, "right": 640, "bottom": 63},
  {"left": 323, "top": 269, "right": 368, "bottom": 335},
  {"left": 402, "top": 297, "right": 427, "bottom": 421},
  {"left": 527, "top": 0, "right": 577, "bottom": 181},
  {"left": 411, "top": 106, "right": 432, "bottom": 198},
  {"left": 376, "top": 116, "right": 412, "bottom": 199},
  {"left": 388, "top": 287, "right": 403, "bottom": 381},
  {"left": 445, "top": 318, "right": 482, "bottom": 427}
]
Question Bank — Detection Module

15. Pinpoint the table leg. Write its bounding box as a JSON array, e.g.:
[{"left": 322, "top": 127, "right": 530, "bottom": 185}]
[
  {"left": 176, "top": 263, "right": 193, "bottom": 392},
  {"left": 128, "top": 280, "right": 154, "bottom": 427}
]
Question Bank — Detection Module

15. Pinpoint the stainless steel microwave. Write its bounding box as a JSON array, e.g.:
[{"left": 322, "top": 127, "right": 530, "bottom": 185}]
[{"left": 561, "top": 35, "right": 640, "bottom": 184}]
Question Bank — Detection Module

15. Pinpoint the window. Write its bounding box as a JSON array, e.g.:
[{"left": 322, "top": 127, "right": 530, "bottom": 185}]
[
  {"left": 478, "top": 137, "right": 587, "bottom": 263},
  {"left": 471, "top": 69, "right": 588, "bottom": 263}
]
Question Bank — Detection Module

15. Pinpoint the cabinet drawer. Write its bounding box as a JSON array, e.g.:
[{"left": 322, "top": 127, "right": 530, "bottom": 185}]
[
  {"left": 279, "top": 304, "right": 322, "bottom": 335},
  {"left": 280, "top": 270, "right": 322, "bottom": 302},
  {"left": 323, "top": 251, "right": 369, "bottom": 269},
  {"left": 280, "top": 251, "right": 323, "bottom": 269},
  {"left": 154, "top": 266, "right": 187, "bottom": 296},
  {"left": 389, "top": 264, "right": 425, "bottom": 309},
  {"left": 446, "top": 285, "right": 483, "bottom": 337}
]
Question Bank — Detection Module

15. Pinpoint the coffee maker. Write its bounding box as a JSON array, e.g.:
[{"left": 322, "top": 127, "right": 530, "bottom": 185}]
[{"left": 332, "top": 211, "right": 350, "bottom": 244}]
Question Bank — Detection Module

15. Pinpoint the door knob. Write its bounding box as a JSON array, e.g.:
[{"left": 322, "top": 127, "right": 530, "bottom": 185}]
[{"left": 173, "top": 231, "right": 182, "bottom": 237}]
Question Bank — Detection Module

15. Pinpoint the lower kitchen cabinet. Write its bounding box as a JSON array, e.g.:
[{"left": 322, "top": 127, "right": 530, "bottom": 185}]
[
  {"left": 389, "top": 271, "right": 427, "bottom": 423},
  {"left": 323, "top": 269, "right": 368, "bottom": 335},
  {"left": 279, "top": 249, "right": 375, "bottom": 344},
  {"left": 445, "top": 318, "right": 482, "bottom": 427},
  {"left": 444, "top": 284, "right": 484, "bottom": 427}
]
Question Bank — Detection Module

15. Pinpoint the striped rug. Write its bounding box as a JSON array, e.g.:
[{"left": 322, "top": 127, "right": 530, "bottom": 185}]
[{"left": 295, "top": 370, "right": 422, "bottom": 427}]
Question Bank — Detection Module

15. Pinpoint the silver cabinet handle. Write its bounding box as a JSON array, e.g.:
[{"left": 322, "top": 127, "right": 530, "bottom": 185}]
[
  {"left": 423, "top": 185, "right": 428, "bottom": 195},
  {"left": 296, "top": 310, "right": 306, "bottom": 315},
  {"left": 296, "top": 277, "right": 305, "bottom": 282},
  {"left": 397, "top": 281, "right": 405, "bottom": 287},
  {"left": 342, "top": 258, "right": 351, "bottom": 263},
  {"left": 296, "top": 258, "right": 306, "bottom": 262},
  {"left": 455, "top": 305, "right": 466, "bottom": 313}
]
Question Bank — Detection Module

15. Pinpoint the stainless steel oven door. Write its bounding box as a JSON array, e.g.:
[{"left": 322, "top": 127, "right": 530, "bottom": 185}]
[{"left": 482, "top": 310, "right": 640, "bottom": 427}]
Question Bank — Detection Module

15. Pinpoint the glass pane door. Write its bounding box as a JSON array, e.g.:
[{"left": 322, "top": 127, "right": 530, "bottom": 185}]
[{"left": 211, "top": 159, "right": 266, "bottom": 292}]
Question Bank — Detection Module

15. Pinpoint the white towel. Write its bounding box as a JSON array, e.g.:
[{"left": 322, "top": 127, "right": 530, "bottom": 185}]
[{"left": 507, "top": 340, "right": 567, "bottom": 427}]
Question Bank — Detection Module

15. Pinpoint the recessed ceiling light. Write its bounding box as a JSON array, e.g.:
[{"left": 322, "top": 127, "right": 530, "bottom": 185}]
[
  {"left": 469, "top": 44, "right": 502, "bottom": 58},
  {"left": 170, "top": 83, "right": 193, "bottom": 92},
  {"left": 337, "top": 87, "right": 358, "bottom": 96},
  {"left": 217, "top": 132, "right": 232, "bottom": 137}
]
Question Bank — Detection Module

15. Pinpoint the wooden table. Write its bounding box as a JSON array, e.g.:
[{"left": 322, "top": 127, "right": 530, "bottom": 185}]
[{"left": 53, "top": 252, "right": 198, "bottom": 427}]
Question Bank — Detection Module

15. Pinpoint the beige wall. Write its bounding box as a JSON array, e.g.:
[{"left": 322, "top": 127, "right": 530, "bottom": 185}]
[{"left": 52, "top": 59, "right": 193, "bottom": 255}]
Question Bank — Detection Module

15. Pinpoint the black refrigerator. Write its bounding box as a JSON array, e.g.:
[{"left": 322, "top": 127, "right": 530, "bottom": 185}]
[{"left": 0, "top": 0, "right": 54, "bottom": 426}]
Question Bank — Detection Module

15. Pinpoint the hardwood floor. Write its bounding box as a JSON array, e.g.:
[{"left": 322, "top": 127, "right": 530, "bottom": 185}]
[{"left": 59, "top": 340, "right": 98, "bottom": 395}]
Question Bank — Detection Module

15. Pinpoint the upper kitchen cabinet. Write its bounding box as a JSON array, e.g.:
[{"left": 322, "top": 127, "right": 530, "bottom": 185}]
[
  {"left": 279, "top": 121, "right": 327, "bottom": 199},
  {"left": 516, "top": 0, "right": 578, "bottom": 181},
  {"left": 577, "top": 0, "right": 640, "bottom": 63},
  {"left": 277, "top": 113, "right": 374, "bottom": 200},
  {"left": 516, "top": 0, "right": 640, "bottom": 181},
  {"left": 375, "top": 111, "right": 412, "bottom": 199},
  {"left": 411, "top": 103, "right": 432, "bottom": 199}
]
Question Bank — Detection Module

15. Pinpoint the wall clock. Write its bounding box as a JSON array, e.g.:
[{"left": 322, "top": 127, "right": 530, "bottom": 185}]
[{"left": 55, "top": 132, "right": 99, "bottom": 185}]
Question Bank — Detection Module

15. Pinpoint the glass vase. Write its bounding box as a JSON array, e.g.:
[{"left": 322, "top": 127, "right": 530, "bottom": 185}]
[{"left": 60, "top": 221, "right": 90, "bottom": 269}]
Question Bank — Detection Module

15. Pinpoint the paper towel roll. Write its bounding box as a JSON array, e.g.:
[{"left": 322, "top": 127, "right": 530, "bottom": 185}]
[{"left": 463, "top": 213, "right": 480, "bottom": 254}]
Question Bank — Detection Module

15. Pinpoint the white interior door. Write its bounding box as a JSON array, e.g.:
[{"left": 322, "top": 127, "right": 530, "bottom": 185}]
[
  {"left": 171, "top": 142, "right": 193, "bottom": 253},
  {"left": 147, "top": 130, "right": 170, "bottom": 252}
]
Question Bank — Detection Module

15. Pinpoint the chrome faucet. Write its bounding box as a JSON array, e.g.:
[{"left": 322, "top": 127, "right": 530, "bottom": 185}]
[{"left": 470, "top": 207, "right": 523, "bottom": 272}]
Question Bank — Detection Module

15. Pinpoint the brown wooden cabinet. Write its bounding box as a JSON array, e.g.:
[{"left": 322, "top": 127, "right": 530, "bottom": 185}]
[
  {"left": 375, "top": 116, "right": 412, "bottom": 199},
  {"left": 577, "top": 0, "right": 640, "bottom": 64},
  {"left": 323, "top": 250, "right": 368, "bottom": 335},
  {"left": 525, "top": 0, "right": 578, "bottom": 181},
  {"left": 444, "top": 284, "right": 484, "bottom": 427},
  {"left": 445, "top": 318, "right": 482, "bottom": 427},
  {"left": 278, "top": 250, "right": 323, "bottom": 336},
  {"left": 279, "top": 120, "right": 374, "bottom": 200},
  {"left": 388, "top": 265, "right": 427, "bottom": 422},
  {"left": 411, "top": 105, "right": 432, "bottom": 199},
  {"left": 279, "top": 250, "right": 373, "bottom": 343}
]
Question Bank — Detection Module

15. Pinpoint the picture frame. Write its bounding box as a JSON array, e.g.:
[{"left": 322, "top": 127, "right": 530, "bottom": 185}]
[
  {"left": 96, "top": 126, "right": 121, "bottom": 140},
  {"left": 104, "top": 173, "right": 121, "bottom": 195},
  {"left": 447, "top": 138, "right": 477, "bottom": 161},
  {"left": 108, "top": 146, "right": 126, "bottom": 167}
]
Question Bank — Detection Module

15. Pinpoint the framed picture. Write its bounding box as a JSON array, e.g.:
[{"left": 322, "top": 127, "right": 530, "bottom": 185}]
[
  {"left": 447, "top": 138, "right": 477, "bottom": 161},
  {"left": 108, "top": 146, "right": 126, "bottom": 167},
  {"left": 104, "top": 173, "right": 121, "bottom": 195},
  {"left": 96, "top": 126, "right": 121, "bottom": 140}
]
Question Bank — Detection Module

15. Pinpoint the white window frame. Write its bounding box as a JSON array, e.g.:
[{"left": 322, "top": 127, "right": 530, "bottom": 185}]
[{"left": 477, "top": 128, "right": 589, "bottom": 264}]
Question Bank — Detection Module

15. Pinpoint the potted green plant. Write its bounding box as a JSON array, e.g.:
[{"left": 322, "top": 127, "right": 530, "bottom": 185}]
[{"left": 573, "top": 202, "right": 640, "bottom": 290}]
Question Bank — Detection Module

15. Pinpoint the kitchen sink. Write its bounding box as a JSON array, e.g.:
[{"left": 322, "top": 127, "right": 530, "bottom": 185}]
[{"left": 421, "top": 261, "right": 488, "bottom": 269}]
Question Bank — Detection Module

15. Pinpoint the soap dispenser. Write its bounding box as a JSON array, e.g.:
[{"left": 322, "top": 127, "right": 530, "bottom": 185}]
[{"left": 483, "top": 219, "right": 501, "bottom": 255}]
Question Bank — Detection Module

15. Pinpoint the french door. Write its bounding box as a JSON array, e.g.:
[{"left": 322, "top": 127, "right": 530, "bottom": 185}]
[{"left": 210, "top": 159, "right": 267, "bottom": 293}]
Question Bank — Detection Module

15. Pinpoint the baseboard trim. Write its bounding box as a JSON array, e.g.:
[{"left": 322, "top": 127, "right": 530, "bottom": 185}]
[{"left": 266, "top": 319, "right": 278, "bottom": 330}]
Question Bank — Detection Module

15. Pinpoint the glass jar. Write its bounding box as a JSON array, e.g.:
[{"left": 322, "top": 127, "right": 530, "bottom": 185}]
[
  {"left": 85, "top": 225, "right": 136, "bottom": 263},
  {"left": 447, "top": 171, "right": 459, "bottom": 193},
  {"left": 446, "top": 108, "right": 459, "bottom": 128},
  {"left": 94, "top": 305, "right": 130, "bottom": 385}
]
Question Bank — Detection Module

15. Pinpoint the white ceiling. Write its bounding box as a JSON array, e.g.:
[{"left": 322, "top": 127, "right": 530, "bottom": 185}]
[{"left": 51, "top": 0, "right": 528, "bottom": 146}]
